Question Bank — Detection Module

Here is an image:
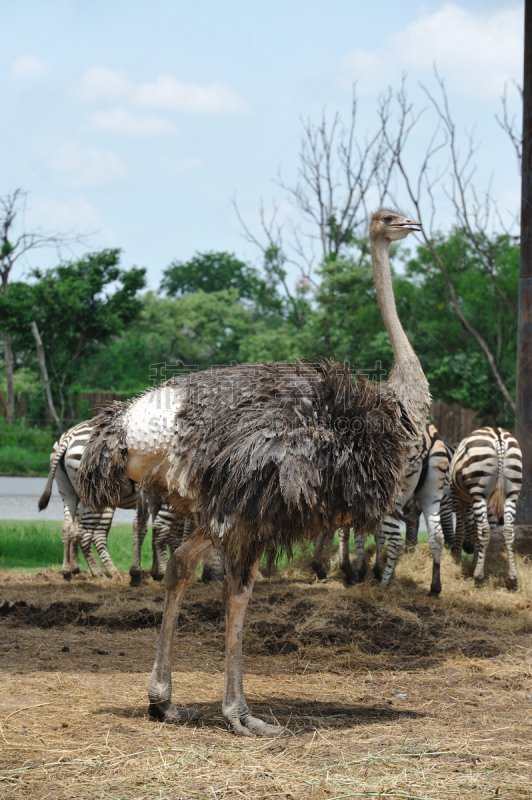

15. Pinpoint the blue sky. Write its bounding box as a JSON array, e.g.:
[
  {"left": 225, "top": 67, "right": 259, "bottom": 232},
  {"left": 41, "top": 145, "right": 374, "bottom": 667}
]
[{"left": 1, "top": 0, "right": 524, "bottom": 290}]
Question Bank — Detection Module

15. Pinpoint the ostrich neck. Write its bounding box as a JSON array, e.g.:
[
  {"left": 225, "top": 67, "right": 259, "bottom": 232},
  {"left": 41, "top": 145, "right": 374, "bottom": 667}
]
[
  {"left": 371, "top": 235, "right": 430, "bottom": 433},
  {"left": 371, "top": 236, "right": 415, "bottom": 363}
]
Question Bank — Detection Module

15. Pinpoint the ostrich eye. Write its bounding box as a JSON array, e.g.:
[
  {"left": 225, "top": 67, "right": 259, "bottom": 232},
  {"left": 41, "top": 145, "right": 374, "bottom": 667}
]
[{"left": 383, "top": 215, "right": 393, "bottom": 223}]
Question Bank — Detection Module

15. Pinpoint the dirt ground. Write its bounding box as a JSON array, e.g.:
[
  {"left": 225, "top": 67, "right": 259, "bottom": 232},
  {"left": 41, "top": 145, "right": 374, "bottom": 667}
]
[{"left": 1, "top": 538, "right": 532, "bottom": 800}]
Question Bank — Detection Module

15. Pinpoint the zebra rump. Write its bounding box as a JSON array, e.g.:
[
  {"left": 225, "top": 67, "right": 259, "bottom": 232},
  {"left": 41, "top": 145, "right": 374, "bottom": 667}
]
[{"left": 78, "top": 360, "right": 417, "bottom": 576}]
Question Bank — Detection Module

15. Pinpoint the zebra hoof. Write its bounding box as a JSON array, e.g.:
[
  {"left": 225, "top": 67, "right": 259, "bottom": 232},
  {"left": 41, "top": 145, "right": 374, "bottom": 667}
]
[
  {"left": 61, "top": 571, "right": 72, "bottom": 582},
  {"left": 129, "top": 570, "right": 142, "bottom": 587},
  {"left": 310, "top": 561, "right": 327, "bottom": 580},
  {"left": 373, "top": 567, "right": 382, "bottom": 582},
  {"left": 151, "top": 573, "right": 164, "bottom": 582},
  {"left": 507, "top": 577, "right": 518, "bottom": 591}
]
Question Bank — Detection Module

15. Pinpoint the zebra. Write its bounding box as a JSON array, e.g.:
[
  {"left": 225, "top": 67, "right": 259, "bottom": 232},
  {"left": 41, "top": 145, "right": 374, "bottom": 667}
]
[
  {"left": 39, "top": 420, "right": 224, "bottom": 584},
  {"left": 150, "top": 503, "right": 224, "bottom": 583},
  {"left": 39, "top": 419, "right": 138, "bottom": 580},
  {"left": 404, "top": 440, "right": 457, "bottom": 548},
  {"left": 311, "top": 423, "right": 450, "bottom": 595},
  {"left": 450, "top": 426, "right": 522, "bottom": 589}
]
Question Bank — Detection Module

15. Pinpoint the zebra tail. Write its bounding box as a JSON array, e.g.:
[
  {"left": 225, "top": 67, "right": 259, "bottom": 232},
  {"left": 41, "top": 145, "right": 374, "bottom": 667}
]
[
  {"left": 38, "top": 438, "right": 69, "bottom": 510},
  {"left": 77, "top": 403, "right": 130, "bottom": 513},
  {"left": 488, "top": 440, "right": 505, "bottom": 524}
]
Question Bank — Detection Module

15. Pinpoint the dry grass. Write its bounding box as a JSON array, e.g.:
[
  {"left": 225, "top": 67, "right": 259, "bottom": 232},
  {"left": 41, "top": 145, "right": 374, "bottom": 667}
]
[{"left": 1, "top": 534, "right": 532, "bottom": 799}]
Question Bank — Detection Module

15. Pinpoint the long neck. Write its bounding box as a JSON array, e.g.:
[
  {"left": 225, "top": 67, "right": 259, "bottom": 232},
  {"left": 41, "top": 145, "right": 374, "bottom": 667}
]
[
  {"left": 371, "top": 234, "right": 430, "bottom": 433},
  {"left": 371, "top": 235, "right": 415, "bottom": 362}
]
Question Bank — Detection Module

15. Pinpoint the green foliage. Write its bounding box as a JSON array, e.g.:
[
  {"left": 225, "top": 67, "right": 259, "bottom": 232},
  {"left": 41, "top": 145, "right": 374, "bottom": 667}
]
[
  {"left": 395, "top": 230, "right": 518, "bottom": 422},
  {"left": 0, "top": 418, "right": 55, "bottom": 475}
]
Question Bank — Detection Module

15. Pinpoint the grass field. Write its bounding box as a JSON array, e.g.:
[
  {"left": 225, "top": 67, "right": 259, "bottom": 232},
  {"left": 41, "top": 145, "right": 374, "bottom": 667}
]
[
  {"left": 1, "top": 530, "right": 532, "bottom": 799},
  {"left": 0, "top": 521, "right": 154, "bottom": 572}
]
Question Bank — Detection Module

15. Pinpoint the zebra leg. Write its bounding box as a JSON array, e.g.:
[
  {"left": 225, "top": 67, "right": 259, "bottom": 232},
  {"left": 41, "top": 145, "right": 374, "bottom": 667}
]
[
  {"left": 355, "top": 533, "right": 367, "bottom": 582},
  {"left": 420, "top": 500, "right": 444, "bottom": 596},
  {"left": 451, "top": 496, "right": 467, "bottom": 562},
  {"left": 148, "top": 530, "right": 213, "bottom": 723},
  {"left": 90, "top": 508, "right": 119, "bottom": 576},
  {"left": 405, "top": 516, "right": 420, "bottom": 547},
  {"left": 130, "top": 491, "right": 150, "bottom": 586},
  {"left": 338, "top": 528, "right": 357, "bottom": 585},
  {"left": 151, "top": 504, "right": 174, "bottom": 581},
  {"left": 77, "top": 512, "right": 106, "bottom": 578},
  {"left": 472, "top": 497, "right": 491, "bottom": 584},
  {"left": 502, "top": 496, "right": 518, "bottom": 590},
  {"left": 440, "top": 493, "right": 455, "bottom": 548},
  {"left": 70, "top": 539, "right": 80, "bottom": 574},
  {"left": 310, "top": 530, "right": 328, "bottom": 580},
  {"left": 378, "top": 523, "right": 404, "bottom": 586},
  {"left": 373, "top": 526, "right": 385, "bottom": 582},
  {"left": 202, "top": 544, "right": 224, "bottom": 582}
]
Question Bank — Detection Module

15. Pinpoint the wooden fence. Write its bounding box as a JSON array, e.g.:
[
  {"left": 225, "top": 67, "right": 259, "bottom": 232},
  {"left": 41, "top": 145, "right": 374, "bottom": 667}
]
[{"left": 430, "top": 401, "right": 481, "bottom": 444}]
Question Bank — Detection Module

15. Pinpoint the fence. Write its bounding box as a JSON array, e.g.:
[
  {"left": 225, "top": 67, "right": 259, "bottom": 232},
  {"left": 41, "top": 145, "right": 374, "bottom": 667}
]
[{"left": 430, "top": 401, "right": 481, "bottom": 444}]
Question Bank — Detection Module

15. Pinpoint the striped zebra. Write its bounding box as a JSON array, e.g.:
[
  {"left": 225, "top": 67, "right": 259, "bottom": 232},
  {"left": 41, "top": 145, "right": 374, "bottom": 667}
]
[
  {"left": 312, "top": 423, "right": 449, "bottom": 594},
  {"left": 151, "top": 505, "right": 224, "bottom": 583},
  {"left": 39, "top": 419, "right": 138, "bottom": 580},
  {"left": 39, "top": 420, "right": 224, "bottom": 584},
  {"left": 450, "top": 426, "right": 522, "bottom": 589},
  {"left": 404, "top": 440, "right": 457, "bottom": 548}
]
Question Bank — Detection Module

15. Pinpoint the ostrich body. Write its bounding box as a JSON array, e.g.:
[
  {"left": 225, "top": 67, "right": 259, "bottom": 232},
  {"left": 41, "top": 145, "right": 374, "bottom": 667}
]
[{"left": 78, "top": 211, "right": 429, "bottom": 737}]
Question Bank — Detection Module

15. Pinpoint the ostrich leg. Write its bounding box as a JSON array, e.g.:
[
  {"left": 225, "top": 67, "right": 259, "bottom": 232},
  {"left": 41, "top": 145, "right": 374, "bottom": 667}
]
[
  {"left": 148, "top": 530, "right": 213, "bottom": 722},
  {"left": 222, "top": 557, "right": 286, "bottom": 737}
]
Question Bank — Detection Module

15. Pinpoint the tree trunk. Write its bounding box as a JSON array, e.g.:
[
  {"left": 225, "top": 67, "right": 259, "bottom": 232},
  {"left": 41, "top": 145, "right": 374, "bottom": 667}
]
[
  {"left": 4, "top": 333, "right": 15, "bottom": 423},
  {"left": 516, "top": 0, "right": 532, "bottom": 524},
  {"left": 31, "top": 321, "right": 60, "bottom": 427}
]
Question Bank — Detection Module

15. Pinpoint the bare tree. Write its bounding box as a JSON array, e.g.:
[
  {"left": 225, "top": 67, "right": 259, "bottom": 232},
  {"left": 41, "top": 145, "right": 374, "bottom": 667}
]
[
  {"left": 0, "top": 189, "right": 79, "bottom": 423},
  {"left": 380, "top": 75, "right": 518, "bottom": 414},
  {"left": 235, "top": 87, "right": 392, "bottom": 307}
]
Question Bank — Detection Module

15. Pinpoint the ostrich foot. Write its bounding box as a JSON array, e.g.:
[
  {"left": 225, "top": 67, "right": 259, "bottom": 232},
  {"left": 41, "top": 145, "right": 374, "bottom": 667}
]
[
  {"left": 310, "top": 561, "right": 327, "bottom": 580},
  {"left": 149, "top": 700, "right": 202, "bottom": 723},
  {"left": 223, "top": 702, "right": 291, "bottom": 738}
]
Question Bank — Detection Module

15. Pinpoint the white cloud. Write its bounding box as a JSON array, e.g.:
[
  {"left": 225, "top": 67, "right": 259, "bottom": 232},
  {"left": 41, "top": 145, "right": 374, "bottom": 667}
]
[
  {"left": 75, "top": 65, "right": 127, "bottom": 102},
  {"left": 75, "top": 66, "right": 246, "bottom": 115},
  {"left": 135, "top": 73, "right": 245, "bottom": 114},
  {"left": 9, "top": 54, "right": 48, "bottom": 82},
  {"left": 90, "top": 108, "right": 172, "bottom": 136},
  {"left": 342, "top": 3, "right": 523, "bottom": 99},
  {"left": 50, "top": 142, "right": 129, "bottom": 187}
]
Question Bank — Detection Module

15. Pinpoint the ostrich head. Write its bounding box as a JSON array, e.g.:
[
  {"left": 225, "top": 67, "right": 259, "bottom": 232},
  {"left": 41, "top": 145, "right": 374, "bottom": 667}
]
[{"left": 369, "top": 209, "right": 422, "bottom": 241}]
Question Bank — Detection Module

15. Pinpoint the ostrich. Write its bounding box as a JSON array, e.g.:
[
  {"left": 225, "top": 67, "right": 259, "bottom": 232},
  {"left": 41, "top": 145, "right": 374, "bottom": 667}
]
[{"left": 78, "top": 210, "right": 429, "bottom": 737}]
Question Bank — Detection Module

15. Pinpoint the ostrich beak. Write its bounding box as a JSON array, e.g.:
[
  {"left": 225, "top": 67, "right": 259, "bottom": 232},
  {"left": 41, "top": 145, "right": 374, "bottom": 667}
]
[{"left": 393, "top": 219, "right": 422, "bottom": 232}]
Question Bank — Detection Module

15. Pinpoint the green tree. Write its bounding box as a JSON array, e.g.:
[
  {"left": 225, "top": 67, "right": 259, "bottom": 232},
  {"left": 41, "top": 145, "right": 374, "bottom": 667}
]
[{"left": 28, "top": 249, "right": 146, "bottom": 419}]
